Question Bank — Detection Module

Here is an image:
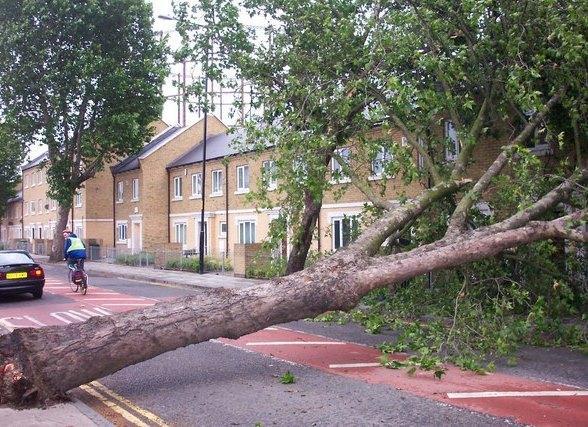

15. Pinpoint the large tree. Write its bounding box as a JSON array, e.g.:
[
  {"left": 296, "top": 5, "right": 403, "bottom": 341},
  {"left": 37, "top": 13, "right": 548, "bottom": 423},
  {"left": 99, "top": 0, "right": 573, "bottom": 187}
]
[
  {"left": 0, "top": 0, "right": 168, "bottom": 260},
  {"left": 0, "top": 0, "right": 587, "bottom": 406},
  {"left": 0, "top": 124, "right": 24, "bottom": 220}
]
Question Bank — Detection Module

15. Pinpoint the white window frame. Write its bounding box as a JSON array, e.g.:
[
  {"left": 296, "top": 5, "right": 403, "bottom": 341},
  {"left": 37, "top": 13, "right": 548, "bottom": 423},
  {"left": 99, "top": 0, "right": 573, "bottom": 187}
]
[
  {"left": 30, "top": 201, "right": 36, "bottom": 215},
  {"left": 331, "top": 148, "right": 351, "bottom": 183},
  {"left": 173, "top": 176, "right": 183, "bottom": 200},
  {"left": 211, "top": 170, "right": 223, "bottom": 196},
  {"left": 332, "top": 215, "right": 359, "bottom": 250},
  {"left": 74, "top": 192, "right": 82, "bottom": 208},
  {"left": 219, "top": 221, "right": 227, "bottom": 238},
  {"left": 37, "top": 199, "right": 43, "bottom": 214},
  {"left": 174, "top": 222, "right": 188, "bottom": 245},
  {"left": 117, "top": 221, "right": 128, "bottom": 243},
  {"left": 238, "top": 220, "right": 256, "bottom": 244},
  {"left": 444, "top": 120, "right": 460, "bottom": 162},
  {"left": 131, "top": 178, "right": 139, "bottom": 201},
  {"left": 116, "top": 181, "right": 124, "bottom": 203},
  {"left": 371, "top": 146, "right": 392, "bottom": 179},
  {"left": 235, "top": 165, "right": 250, "bottom": 194},
  {"left": 191, "top": 173, "right": 202, "bottom": 198},
  {"left": 262, "top": 160, "right": 277, "bottom": 190},
  {"left": 74, "top": 225, "right": 83, "bottom": 238}
]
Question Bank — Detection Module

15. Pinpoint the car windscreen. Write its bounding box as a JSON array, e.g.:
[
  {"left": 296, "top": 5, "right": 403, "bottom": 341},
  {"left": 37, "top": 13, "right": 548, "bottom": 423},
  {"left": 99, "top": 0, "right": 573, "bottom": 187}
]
[{"left": 0, "top": 252, "right": 34, "bottom": 266}]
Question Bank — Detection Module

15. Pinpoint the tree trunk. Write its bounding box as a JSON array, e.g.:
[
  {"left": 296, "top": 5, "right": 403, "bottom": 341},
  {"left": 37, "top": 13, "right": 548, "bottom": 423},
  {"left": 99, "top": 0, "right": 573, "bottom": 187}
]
[
  {"left": 1, "top": 216, "right": 582, "bottom": 406},
  {"left": 48, "top": 204, "right": 70, "bottom": 262},
  {"left": 285, "top": 190, "right": 322, "bottom": 274}
]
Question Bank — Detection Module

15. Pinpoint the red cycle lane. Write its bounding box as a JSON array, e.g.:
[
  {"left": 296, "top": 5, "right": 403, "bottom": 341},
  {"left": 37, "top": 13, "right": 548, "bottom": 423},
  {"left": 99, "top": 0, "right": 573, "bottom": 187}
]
[{"left": 220, "top": 327, "right": 588, "bottom": 427}]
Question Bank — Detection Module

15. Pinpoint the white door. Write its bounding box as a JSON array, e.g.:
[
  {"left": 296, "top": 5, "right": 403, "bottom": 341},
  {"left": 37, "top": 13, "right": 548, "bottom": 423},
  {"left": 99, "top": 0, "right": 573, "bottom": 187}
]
[{"left": 131, "top": 222, "right": 142, "bottom": 253}]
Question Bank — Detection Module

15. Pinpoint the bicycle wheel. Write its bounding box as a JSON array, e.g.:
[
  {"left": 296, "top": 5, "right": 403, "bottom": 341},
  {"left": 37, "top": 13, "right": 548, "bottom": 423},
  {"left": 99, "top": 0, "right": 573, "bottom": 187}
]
[
  {"left": 68, "top": 269, "right": 79, "bottom": 293},
  {"left": 81, "top": 273, "right": 88, "bottom": 295}
]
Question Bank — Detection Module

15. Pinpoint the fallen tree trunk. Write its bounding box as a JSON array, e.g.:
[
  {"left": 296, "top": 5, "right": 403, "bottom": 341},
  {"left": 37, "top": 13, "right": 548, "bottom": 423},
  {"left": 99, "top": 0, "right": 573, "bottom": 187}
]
[{"left": 1, "top": 214, "right": 585, "bottom": 406}]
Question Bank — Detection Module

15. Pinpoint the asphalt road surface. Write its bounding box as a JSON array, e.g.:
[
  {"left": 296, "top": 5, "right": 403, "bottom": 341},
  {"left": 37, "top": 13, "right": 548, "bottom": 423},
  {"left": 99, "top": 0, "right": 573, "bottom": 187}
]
[{"left": 1, "top": 265, "right": 586, "bottom": 426}]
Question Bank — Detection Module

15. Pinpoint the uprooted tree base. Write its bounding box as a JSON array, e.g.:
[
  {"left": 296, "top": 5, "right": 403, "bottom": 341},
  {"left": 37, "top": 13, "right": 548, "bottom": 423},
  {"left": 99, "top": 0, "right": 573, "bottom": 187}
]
[{"left": 0, "top": 208, "right": 584, "bottom": 406}]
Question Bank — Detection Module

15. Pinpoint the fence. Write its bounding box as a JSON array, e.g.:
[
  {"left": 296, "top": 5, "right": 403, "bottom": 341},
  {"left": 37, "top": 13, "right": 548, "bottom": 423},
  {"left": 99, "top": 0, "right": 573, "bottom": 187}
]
[{"left": 89, "top": 246, "right": 232, "bottom": 273}]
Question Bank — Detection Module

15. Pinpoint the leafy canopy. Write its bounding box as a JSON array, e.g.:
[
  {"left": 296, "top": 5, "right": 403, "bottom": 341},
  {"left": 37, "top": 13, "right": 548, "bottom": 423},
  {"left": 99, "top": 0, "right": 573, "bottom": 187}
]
[{"left": 0, "top": 0, "right": 168, "bottom": 206}]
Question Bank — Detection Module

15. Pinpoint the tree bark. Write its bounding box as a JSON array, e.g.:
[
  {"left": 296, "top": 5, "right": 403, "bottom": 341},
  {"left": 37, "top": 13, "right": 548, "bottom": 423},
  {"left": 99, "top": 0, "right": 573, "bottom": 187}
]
[
  {"left": 1, "top": 212, "right": 585, "bottom": 406},
  {"left": 48, "top": 204, "right": 71, "bottom": 262},
  {"left": 285, "top": 190, "right": 322, "bottom": 274}
]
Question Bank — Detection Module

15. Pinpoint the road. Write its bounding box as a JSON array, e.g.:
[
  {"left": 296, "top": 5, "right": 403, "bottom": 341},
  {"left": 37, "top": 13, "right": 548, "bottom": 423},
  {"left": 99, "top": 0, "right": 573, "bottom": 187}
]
[{"left": 1, "top": 264, "right": 587, "bottom": 426}]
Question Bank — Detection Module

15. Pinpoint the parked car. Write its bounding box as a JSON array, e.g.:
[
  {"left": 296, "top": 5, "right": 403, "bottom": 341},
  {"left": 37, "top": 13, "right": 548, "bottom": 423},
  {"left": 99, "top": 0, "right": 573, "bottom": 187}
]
[{"left": 0, "top": 250, "right": 45, "bottom": 299}]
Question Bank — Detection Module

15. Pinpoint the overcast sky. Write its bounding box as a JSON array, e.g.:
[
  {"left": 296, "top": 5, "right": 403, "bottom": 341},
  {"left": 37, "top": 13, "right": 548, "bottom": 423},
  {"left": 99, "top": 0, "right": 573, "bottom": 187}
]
[{"left": 27, "top": 0, "right": 266, "bottom": 161}]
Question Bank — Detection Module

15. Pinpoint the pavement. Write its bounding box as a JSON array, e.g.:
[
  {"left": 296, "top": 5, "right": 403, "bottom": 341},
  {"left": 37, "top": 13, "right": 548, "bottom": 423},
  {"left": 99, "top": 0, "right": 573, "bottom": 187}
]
[{"left": 33, "top": 254, "right": 264, "bottom": 290}]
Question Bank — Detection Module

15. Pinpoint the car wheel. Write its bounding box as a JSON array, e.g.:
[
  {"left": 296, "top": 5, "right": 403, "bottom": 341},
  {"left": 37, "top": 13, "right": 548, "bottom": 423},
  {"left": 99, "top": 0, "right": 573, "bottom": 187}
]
[{"left": 32, "top": 289, "right": 43, "bottom": 299}]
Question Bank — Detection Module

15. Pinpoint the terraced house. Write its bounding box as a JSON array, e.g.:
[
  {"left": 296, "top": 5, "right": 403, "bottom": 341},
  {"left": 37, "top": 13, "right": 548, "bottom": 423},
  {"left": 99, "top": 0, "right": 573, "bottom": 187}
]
[
  {"left": 0, "top": 186, "right": 23, "bottom": 245},
  {"left": 166, "top": 128, "right": 279, "bottom": 262},
  {"left": 20, "top": 152, "right": 116, "bottom": 253},
  {"left": 111, "top": 115, "right": 227, "bottom": 253},
  {"left": 165, "top": 118, "right": 512, "bottom": 267}
]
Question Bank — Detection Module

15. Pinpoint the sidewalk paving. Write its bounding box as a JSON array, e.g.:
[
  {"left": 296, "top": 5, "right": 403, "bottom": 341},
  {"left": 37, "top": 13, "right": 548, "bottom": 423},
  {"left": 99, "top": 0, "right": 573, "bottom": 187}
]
[
  {"left": 0, "top": 399, "right": 112, "bottom": 427},
  {"left": 34, "top": 255, "right": 264, "bottom": 290}
]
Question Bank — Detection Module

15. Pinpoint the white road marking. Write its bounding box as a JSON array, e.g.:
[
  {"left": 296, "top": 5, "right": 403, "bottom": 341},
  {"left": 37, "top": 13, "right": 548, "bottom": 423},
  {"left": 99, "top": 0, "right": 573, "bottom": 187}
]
[
  {"left": 246, "top": 341, "right": 346, "bottom": 346},
  {"left": 100, "top": 303, "right": 154, "bottom": 306},
  {"left": 23, "top": 316, "right": 47, "bottom": 327},
  {"left": 50, "top": 311, "right": 88, "bottom": 324},
  {"left": 82, "top": 298, "right": 147, "bottom": 301},
  {"left": 447, "top": 391, "right": 588, "bottom": 399},
  {"left": 329, "top": 362, "right": 381, "bottom": 369},
  {"left": 264, "top": 327, "right": 279, "bottom": 330}
]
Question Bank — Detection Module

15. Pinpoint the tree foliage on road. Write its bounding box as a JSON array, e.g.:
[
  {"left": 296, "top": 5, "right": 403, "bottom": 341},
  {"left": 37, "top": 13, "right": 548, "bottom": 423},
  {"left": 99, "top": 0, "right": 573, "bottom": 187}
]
[
  {"left": 0, "top": 0, "right": 168, "bottom": 259},
  {"left": 0, "top": 0, "right": 587, "bottom": 406}
]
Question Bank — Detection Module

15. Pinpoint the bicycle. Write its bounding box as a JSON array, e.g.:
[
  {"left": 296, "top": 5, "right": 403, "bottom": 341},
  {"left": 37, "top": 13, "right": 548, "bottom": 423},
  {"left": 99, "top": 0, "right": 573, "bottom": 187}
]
[{"left": 67, "top": 259, "right": 88, "bottom": 295}]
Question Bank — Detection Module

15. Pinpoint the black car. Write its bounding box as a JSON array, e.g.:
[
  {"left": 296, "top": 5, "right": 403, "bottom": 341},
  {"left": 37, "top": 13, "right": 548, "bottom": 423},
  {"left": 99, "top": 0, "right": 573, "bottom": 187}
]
[{"left": 0, "top": 250, "right": 45, "bottom": 299}]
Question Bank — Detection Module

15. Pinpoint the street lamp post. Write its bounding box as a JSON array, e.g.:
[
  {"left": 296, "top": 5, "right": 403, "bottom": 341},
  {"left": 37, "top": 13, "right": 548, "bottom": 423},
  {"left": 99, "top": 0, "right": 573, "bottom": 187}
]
[{"left": 158, "top": 14, "right": 209, "bottom": 274}]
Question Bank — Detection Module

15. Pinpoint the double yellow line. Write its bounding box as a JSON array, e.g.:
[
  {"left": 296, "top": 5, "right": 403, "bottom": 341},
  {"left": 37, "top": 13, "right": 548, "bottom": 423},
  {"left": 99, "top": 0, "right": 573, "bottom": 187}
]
[{"left": 80, "top": 381, "right": 169, "bottom": 427}]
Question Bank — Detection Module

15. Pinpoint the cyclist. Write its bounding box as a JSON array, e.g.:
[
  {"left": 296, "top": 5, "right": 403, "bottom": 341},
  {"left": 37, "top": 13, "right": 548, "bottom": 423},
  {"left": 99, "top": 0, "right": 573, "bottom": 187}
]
[{"left": 63, "top": 229, "right": 87, "bottom": 271}]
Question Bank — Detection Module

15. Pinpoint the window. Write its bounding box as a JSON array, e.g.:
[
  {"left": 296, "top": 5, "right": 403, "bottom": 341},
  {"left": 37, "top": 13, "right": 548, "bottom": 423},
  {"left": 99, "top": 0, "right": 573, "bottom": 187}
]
[
  {"left": 50, "top": 199, "right": 57, "bottom": 211},
  {"left": 174, "top": 223, "right": 187, "bottom": 245},
  {"left": 236, "top": 165, "right": 249, "bottom": 193},
  {"left": 30, "top": 201, "right": 36, "bottom": 215},
  {"left": 24, "top": 203, "right": 29, "bottom": 216},
  {"left": 219, "top": 221, "right": 227, "bottom": 237},
  {"left": 238, "top": 221, "right": 256, "bottom": 244},
  {"left": 262, "top": 160, "right": 277, "bottom": 190},
  {"left": 332, "top": 215, "right": 359, "bottom": 250},
  {"left": 31, "top": 172, "right": 36, "bottom": 186},
  {"left": 371, "top": 147, "right": 392, "bottom": 177},
  {"left": 75, "top": 225, "right": 83, "bottom": 238},
  {"left": 116, "top": 181, "right": 124, "bottom": 202},
  {"left": 24, "top": 175, "right": 29, "bottom": 188},
  {"left": 211, "top": 170, "right": 223, "bottom": 196},
  {"left": 444, "top": 120, "right": 460, "bottom": 161},
  {"left": 117, "top": 222, "right": 128, "bottom": 242},
  {"left": 131, "top": 179, "right": 139, "bottom": 201},
  {"left": 331, "top": 148, "right": 350, "bottom": 181},
  {"left": 173, "top": 176, "right": 183, "bottom": 199},
  {"left": 37, "top": 199, "right": 43, "bottom": 214},
  {"left": 191, "top": 173, "right": 202, "bottom": 197},
  {"left": 74, "top": 192, "right": 82, "bottom": 208}
]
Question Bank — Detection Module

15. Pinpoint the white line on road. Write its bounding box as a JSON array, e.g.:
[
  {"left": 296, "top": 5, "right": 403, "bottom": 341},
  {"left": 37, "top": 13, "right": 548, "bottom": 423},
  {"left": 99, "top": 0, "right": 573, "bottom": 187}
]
[
  {"left": 329, "top": 362, "right": 381, "bottom": 368},
  {"left": 100, "top": 303, "right": 154, "bottom": 306},
  {"left": 82, "top": 298, "right": 147, "bottom": 301},
  {"left": 246, "top": 341, "right": 347, "bottom": 346},
  {"left": 447, "top": 391, "right": 588, "bottom": 399}
]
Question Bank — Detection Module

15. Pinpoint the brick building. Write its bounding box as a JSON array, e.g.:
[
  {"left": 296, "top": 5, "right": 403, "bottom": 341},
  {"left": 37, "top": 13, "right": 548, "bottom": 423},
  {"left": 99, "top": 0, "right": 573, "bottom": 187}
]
[
  {"left": 111, "top": 115, "right": 227, "bottom": 252},
  {"left": 0, "top": 187, "right": 23, "bottom": 245}
]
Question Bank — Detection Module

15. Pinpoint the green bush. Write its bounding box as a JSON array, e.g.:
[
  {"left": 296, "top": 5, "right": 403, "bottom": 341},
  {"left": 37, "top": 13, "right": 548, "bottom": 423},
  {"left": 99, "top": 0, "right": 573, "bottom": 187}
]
[
  {"left": 165, "top": 256, "right": 232, "bottom": 272},
  {"left": 115, "top": 252, "right": 154, "bottom": 266},
  {"left": 245, "top": 256, "right": 286, "bottom": 279}
]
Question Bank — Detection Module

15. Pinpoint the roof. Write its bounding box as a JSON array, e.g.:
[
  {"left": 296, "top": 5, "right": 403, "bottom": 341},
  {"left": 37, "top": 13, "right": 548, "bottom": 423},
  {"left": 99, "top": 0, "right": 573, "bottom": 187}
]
[
  {"left": 167, "top": 128, "right": 250, "bottom": 169},
  {"left": 111, "top": 126, "right": 183, "bottom": 174},
  {"left": 21, "top": 152, "right": 48, "bottom": 171}
]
